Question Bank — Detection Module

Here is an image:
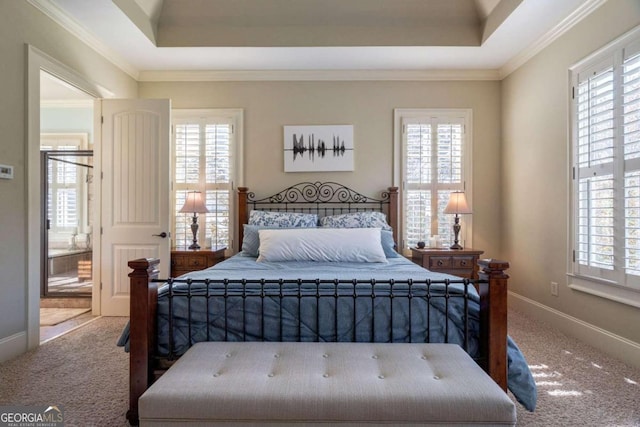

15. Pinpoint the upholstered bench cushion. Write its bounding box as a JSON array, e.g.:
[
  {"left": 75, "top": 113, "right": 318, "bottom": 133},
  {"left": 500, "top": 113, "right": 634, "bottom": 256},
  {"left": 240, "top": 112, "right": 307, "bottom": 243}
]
[{"left": 139, "top": 342, "right": 516, "bottom": 426}]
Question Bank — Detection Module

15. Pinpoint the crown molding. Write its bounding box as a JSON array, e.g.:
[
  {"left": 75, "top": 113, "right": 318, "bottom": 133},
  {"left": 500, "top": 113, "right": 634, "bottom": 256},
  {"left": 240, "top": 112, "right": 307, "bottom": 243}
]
[
  {"left": 499, "top": 0, "right": 607, "bottom": 79},
  {"left": 138, "top": 69, "right": 502, "bottom": 82},
  {"left": 26, "top": 0, "right": 140, "bottom": 80}
]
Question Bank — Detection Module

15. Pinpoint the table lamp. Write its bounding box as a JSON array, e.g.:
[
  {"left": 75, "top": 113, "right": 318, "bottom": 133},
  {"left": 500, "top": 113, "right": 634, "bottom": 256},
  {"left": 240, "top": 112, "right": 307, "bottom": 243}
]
[
  {"left": 443, "top": 191, "right": 472, "bottom": 250},
  {"left": 179, "top": 191, "right": 209, "bottom": 249}
]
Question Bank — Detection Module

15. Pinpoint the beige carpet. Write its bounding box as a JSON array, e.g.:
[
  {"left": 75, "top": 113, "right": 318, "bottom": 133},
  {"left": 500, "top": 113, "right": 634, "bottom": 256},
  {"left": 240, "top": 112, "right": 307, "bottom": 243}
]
[
  {"left": 0, "top": 311, "right": 638, "bottom": 426},
  {"left": 39, "top": 308, "right": 90, "bottom": 326}
]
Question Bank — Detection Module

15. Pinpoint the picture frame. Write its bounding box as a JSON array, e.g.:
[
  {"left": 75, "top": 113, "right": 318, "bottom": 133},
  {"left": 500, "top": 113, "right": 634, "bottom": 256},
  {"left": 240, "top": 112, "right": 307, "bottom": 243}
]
[{"left": 284, "top": 125, "right": 354, "bottom": 172}]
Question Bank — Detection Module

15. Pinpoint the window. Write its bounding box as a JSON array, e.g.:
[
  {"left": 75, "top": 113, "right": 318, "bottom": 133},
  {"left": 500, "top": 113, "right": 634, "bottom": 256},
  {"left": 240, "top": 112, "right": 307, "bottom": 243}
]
[
  {"left": 41, "top": 134, "right": 91, "bottom": 238},
  {"left": 395, "top": 109, "right": 472, "bottom": 252},
  {"left": 172, "top": 110, "right": 243, "bottom": 252},
  {"left": 570, "top": 27, "right": 640, "bottom": 296}
]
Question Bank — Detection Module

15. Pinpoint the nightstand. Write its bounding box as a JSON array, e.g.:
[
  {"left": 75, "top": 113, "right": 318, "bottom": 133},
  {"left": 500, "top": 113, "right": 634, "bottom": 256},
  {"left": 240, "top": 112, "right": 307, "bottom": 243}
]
[
  {"left": 170, "top": 246, "right": 226, "bottom": 277},
  {"left": 410, "top": 247, "right": 484, "bottom": 280}
]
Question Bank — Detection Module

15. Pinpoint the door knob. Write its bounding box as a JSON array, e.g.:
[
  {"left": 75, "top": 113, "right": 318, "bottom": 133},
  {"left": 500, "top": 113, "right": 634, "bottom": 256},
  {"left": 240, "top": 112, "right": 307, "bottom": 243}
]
[{"left": 153, "top": 232, "right": 168, "bottom": 238}]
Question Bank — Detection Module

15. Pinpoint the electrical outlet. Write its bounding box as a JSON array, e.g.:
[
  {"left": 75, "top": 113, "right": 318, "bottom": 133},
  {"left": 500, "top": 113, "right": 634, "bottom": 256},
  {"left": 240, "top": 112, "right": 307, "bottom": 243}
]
[{"left": 550, "top": 282, "right": 559, "bottom": 297}]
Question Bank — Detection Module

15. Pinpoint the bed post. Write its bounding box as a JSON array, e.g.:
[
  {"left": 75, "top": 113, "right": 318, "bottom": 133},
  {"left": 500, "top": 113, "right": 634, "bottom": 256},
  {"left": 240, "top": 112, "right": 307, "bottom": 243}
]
[
  {"left": 238, "top": 187, "right": 249, "bottom": 250},
  {"left": 126, "top": 258, "right": 160, "bottom": 426},
  {"left": 386, "top": 187, "right": 399, "bottom": 247},
  {"left": 477, "top": 259, "right": 509, "bottom": 391}
]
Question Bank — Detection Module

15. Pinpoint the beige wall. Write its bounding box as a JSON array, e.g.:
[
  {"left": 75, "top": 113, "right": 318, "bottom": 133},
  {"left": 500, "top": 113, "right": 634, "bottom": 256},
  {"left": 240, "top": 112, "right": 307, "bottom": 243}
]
[
  {"left": 501, "top": 0, "right": 640, "bottom": 348},
  {"left": 0, "top": 1, "right": 136, "bottom": 356},
  {"left": 139, "top": 80, "right": 503, "bottom": 255}
]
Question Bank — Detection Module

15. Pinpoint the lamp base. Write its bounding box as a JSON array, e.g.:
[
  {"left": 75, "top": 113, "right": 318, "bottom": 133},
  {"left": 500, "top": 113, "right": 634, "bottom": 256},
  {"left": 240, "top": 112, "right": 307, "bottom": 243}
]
[
  {"left": 450, "top": 214, "right": 463, "bottom": 250},
  {"left": 189, "top": 214, "right": 200, "bottom": 250}
]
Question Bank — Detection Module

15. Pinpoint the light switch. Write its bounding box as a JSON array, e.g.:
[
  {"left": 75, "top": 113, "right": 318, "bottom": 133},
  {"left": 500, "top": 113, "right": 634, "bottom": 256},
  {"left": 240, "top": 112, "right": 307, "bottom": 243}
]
[{"left": 0, "top": 164, "right": 14, "bottom": 179}]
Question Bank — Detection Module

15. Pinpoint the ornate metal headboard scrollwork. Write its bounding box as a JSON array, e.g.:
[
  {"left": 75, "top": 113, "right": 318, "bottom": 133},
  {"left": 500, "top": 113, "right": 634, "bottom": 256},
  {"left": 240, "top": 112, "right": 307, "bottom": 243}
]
[{"left": 237, "top": 182, "right": 399, "bottom": 250}]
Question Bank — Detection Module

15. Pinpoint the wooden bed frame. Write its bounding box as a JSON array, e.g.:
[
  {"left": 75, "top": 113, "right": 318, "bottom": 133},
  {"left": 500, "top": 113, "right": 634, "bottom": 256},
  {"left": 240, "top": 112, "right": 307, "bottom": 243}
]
[{"left": 126, "top": 182, "right": 509, "bottom": 425}]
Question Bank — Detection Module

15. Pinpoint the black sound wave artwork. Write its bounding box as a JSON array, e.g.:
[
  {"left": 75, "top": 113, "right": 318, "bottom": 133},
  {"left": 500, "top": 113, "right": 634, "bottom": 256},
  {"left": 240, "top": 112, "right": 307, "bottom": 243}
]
[{"left": 284, "top": 125, "right": 354, "bottom": 172}]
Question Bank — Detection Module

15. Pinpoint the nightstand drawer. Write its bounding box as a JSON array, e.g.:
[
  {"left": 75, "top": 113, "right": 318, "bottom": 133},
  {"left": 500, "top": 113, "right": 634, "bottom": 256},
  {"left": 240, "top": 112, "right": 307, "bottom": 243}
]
[
  {"left": 171, "top": 256, "right": 186, "bottom": 267},
  {"left": 410, "top": 248, "right": 484, "bottom": 280},
  {"left": 452, "top": 256, "right": 475, "bottom": 269},
  {"left": 429, "top": 256, "right": 452, "bottom": 269},
  {"left": 170, "top": 247, "right": 227, "bottom": 277},
  {"left": 187, "top": 255, "right": 208, "bottom": 269}
]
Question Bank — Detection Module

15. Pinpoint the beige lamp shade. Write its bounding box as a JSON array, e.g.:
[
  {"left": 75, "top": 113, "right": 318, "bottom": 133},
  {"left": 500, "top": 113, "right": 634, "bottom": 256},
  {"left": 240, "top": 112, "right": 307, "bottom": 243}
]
[
  {"left": 443, "top": 191, "right": 472, "bottom": 215},
  {"left": 180, "top": 191, "right": 209, "bottom": 214}
]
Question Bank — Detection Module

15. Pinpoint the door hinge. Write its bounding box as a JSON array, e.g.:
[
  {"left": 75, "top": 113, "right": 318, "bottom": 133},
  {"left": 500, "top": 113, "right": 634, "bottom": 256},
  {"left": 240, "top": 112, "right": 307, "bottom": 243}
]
[
  {"left": 101, "top": 116, "right": 104, "bottom": 124},
  {"left": 572, "top": 86, "right": 575, "bottom": 100},
  {"left": 100, "top": 282, "right": 103, "bottom": 290},
  {"left": 100, "top": 226, "right": 103, "bottom": 235},
  {"left": 572, "top": 250, "right": 576, "bottom": 263}
]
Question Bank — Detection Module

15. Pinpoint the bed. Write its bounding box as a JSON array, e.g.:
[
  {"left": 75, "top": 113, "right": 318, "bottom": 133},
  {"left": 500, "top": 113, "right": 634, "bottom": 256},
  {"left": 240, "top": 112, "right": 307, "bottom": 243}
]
[{"left": 122, "top": 182, "right": 536, "bottom": 425}]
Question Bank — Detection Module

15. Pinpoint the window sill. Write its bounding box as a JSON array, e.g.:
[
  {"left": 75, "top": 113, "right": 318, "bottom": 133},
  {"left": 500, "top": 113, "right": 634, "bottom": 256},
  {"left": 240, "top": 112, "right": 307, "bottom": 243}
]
[{"left": 567, "top": 274, "right": 640, "bottom": 309}]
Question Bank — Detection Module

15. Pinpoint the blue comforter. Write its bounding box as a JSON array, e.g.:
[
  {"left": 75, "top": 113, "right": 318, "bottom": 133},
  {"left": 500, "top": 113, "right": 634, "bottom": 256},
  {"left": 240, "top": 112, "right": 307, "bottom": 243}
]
[{"left": 118, "top": 254, "right": 536, "bottom": 411}]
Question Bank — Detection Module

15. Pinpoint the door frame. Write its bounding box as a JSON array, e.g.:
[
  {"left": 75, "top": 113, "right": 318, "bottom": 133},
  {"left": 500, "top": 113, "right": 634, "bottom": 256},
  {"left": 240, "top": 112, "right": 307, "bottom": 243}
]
[{"left": 26, "top": 45, "right": 105, "bottom": 349}]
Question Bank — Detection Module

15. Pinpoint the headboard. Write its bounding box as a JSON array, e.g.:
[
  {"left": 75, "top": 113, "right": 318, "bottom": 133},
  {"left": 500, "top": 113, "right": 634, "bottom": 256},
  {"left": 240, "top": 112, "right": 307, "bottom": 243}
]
[{"left": 238, "top": 182, "right": 398, "bottom": 249}]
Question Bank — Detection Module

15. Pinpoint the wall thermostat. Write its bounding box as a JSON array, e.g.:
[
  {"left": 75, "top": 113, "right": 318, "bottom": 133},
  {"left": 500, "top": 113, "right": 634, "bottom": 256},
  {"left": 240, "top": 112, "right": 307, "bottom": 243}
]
[{"left": 0, "top": 164, "right": 14, "bottom": 179}]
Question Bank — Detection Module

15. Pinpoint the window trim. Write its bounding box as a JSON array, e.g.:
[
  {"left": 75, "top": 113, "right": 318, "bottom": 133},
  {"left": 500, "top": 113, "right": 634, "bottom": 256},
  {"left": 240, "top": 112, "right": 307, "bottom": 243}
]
[
  {"left": 393, "top": 108, "right": 473, "bottom": 254},
  {"left": 171, "top": 109, "right": 244, "bottom": 253},
  {"left": 568, "top": 25, "right": 640, "bottom": 307}
]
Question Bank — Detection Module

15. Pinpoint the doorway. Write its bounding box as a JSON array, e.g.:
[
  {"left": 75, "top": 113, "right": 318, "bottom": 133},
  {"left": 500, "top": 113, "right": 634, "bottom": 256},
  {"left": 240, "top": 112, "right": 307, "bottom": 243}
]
[{"left": 39, "top": 70, "right": 96, "bottom": 341}]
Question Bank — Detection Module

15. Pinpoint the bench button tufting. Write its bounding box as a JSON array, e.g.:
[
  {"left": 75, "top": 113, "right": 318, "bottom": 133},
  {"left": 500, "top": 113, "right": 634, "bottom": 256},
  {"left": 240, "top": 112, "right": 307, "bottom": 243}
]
[
  {"left": 268, "top": 373, "right": 275, "bottom": 378},
  {"left": 433, "top": 375, "right": 440, "bottom": 380},
  {"left": 213, "top": 373, "right": 220, "bottom": 378},
  {"left": 378, "top": 375, "right": 385, "bottom": 379},
  {"left": 421, "top": 356, "right": 427, "bottom": 360},
  {"left": 323, "top": 373, "right": 329, "bottom": 378},
  {"left": 322, "top": 354, "right": 329, "bottom": 358},
  {"left": 274, "top": 354, "right": 280, "bottom": 358},
  {"left": 372, "top": 355, "right": 378, "bottom": 359}
]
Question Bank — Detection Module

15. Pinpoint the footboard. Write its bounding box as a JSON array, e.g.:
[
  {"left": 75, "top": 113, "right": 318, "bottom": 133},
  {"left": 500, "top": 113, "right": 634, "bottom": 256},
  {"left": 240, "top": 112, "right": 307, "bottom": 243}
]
[{"left": 125, "top": 258, "right": 509, "bottom": 426}]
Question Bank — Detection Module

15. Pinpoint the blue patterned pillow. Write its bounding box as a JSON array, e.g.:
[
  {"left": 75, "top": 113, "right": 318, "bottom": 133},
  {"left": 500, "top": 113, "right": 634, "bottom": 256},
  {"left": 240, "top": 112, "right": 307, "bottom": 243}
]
[
  {"left": 248, "top": 210, "right": 318, "bottom": 228},
  {"left": 319, "top": 211, "right": 391, "bottom": 231}
]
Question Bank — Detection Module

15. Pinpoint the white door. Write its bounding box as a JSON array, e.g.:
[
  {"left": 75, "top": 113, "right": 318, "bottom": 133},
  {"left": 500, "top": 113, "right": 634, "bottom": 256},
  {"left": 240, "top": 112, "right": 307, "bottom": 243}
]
[{"left": 97, "top": 99, "right": 171, "bottom": 316}]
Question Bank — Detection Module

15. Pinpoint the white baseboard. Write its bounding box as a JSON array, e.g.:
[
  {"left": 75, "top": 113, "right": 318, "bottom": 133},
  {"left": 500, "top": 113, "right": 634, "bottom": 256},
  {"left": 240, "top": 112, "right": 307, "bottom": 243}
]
[
  {"left": 508, "top": 292, "right": 640, "bottom": 371},
  {"left": 0, "top": 331, "right": 27, "bottom": 363}
]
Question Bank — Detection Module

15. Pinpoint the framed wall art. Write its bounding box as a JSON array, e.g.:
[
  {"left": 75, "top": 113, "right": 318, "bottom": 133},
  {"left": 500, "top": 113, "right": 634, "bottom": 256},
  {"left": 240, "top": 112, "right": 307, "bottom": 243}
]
[{"left": 284, "top": 125, "right": 354, "bottom": 172}]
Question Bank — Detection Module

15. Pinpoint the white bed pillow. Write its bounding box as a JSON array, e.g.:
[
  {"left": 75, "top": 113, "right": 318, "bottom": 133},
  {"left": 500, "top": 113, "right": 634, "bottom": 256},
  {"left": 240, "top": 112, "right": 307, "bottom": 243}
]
[{"left": 256, "top": 228, "right": 388, "bottom": 263}]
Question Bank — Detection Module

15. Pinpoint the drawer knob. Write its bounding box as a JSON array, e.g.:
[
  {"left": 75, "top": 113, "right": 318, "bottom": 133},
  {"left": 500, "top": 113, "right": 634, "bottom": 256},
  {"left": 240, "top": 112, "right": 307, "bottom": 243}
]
[
  {"left": 460, "top": 260, "right": 467, "bottom": 266},
  {"left": 437, "top": 260, "right": 444, "bottom": 266}
]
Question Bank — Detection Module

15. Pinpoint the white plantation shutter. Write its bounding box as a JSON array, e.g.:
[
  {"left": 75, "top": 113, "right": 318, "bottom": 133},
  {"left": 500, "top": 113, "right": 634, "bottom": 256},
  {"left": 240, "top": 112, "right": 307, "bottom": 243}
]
[
  {"left": 575, "top": 63, "right": 615, "bottom": 279},
  {"left": 173, "top": 113, "right": 238, "bottom": 250},
  {"left": 402, "top": 113, "right": 469, "bottom": 249},
  {"left": 623, "top": 48, "right": 640, "bottom": 279},
  {"left": 572, "top": 34, "right": 640, "bottom": 291},
  {"left": 46, "top": 146, "right": 81, "bottom": 232}
]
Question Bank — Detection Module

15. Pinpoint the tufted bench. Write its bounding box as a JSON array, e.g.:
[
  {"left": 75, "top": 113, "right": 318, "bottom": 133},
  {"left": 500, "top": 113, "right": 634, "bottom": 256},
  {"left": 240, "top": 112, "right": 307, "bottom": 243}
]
[{"left": 139, "top": 342, "right": 516, "bottom": 426}]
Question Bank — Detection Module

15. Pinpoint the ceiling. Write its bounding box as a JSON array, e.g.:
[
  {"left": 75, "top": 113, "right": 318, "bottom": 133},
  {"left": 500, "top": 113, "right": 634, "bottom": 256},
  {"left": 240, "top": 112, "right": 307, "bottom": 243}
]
[
  {"left": 31, "top": 0, "right": 603, "bottom": 80},
  {"left": 40, "top": 70, "right": 94, "bottom": 102}
]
